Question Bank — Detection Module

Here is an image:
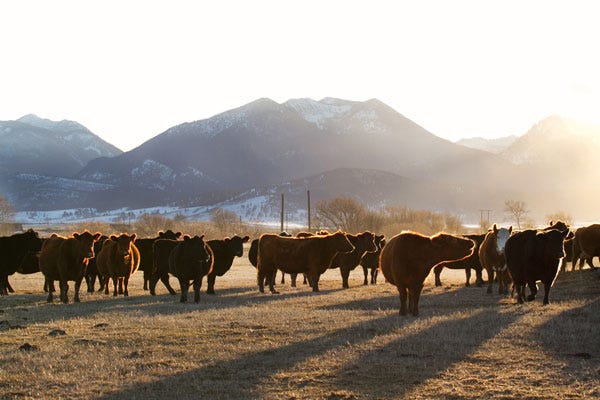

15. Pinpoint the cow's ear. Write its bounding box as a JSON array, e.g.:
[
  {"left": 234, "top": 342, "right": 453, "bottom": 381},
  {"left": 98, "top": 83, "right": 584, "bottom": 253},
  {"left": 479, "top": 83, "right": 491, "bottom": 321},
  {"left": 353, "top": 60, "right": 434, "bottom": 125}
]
[
  {"left": 110, "top": 235, "right": 117, "bottom": 241},
  {"left": 508, "top": 226, "right": 513, "bottom": 234},
  {"left": 93, "top": 233, "right": 102, "bottom": 241},
  {"left": 493, "top": 224, "right": 498, "bottom": 233},
  {"left": 158, "top": 231, "right": 164, "bottom": 236},
  {"left": 379, "top": 235, "right": 385, "bottom": 240},
  {"left": 549, "top": 220, "right": 554, "bottom": 226},
  {"left": 130, "top": 233, "right": 136, "bottom": 242},
  {"left": 176, "top": 232, "right": 182, "bottom": 238},
  {"left": 243, "top": 236, "right": 250, "bottom": 243},
  {"left": 224, "top": 237, "right": 231, "bottom": 242},
  {"left": 199, "top": 234, "right": 205, "bottom": 240},
  {"left": 73, "top": 233, "right": 80, "bottom": 239},
  {"left": 183, "top": 235, "right": 190, "bottom": 241}
]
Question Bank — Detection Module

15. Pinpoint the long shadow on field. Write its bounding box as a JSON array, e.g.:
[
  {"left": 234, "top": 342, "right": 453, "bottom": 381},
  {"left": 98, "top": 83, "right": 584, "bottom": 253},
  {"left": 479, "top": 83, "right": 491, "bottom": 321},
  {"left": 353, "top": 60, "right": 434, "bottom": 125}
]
[
  {"left": 0, "top": 283, "right": 348, "bottom": 329},
  {"left": 94, "top": 287, "right": 517, "bottom": 400},
  {"left": 528, "top": 270, "right": 600, "bottom": 380}
]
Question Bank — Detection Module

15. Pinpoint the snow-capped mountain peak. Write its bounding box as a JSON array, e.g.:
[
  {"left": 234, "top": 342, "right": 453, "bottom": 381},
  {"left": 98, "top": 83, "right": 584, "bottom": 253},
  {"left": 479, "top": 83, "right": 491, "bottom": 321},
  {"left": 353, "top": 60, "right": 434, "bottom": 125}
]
[{"left": 284, "top": 97, "right": 354, "bottom": 128}]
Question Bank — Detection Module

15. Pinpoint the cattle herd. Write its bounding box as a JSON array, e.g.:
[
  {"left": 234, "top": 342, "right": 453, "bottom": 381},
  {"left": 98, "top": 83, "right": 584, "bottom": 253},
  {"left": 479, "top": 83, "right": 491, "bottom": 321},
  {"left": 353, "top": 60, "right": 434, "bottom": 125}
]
[{"left": 0, "top": 220, "right": 598, "bottom": 315}]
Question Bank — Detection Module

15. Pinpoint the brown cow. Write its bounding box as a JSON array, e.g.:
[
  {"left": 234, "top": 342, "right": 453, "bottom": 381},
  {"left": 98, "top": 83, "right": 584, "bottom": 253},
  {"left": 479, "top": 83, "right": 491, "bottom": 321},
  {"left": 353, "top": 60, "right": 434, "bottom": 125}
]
[
  {"left": 149, "top": 237, "right": 186, "bottom": 295},
  {"left": 571, "top": 224, "right": 600, "bottom": 270},
  {"left": 379, "top": 231, "right": 475, "bottom": 316},
  {"left": 434, "top": 233, "right": 486, "bottom": 287},
  {"left": 39, "top": 231, "right": 102, "bottom": 303},
  {"left": 257, "top": 230, "right": 354, "bottom": 293},
  {"left": 479, "top": 224, "right": 512, "bottom": 295},
  {"left": 329, "top": 231, "right": 377, "bottom": 288},
  {"left": 136, "top": 230, "right": 182, "bottom": 291},
  {"left": 96, "top": 233, "right": 140, "bottom": 297}
]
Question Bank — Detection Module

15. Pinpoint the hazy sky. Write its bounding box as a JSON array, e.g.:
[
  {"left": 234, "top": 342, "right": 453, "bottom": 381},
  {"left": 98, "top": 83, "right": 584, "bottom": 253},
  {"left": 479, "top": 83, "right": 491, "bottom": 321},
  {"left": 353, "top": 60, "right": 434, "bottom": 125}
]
[{"left": 1, "top": 0, "right": 599, "bottom": 151}]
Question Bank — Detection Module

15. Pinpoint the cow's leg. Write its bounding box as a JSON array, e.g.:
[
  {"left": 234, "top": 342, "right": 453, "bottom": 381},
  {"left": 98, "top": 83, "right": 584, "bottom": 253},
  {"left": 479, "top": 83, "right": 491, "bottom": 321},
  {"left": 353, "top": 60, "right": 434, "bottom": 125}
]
[
  {"left": 112, "top": 276, "right": 118, "bottom": 296},
  {"left": 149, "top": 273, "right": 160, "bottom": 296},
  {"left": 257, "top": 269, "right": 266, "bottom": 293},
  {"left": 193, "top": 278, "right": 202, "bottom": 303},
  {"left": 465, "top": 268, "right": 471, "bottom": 287},
  {"left": 59, "top": 281, "right": 69, "bottom": 304},
  {"left": 161, "top": 273, "right": 177, "bottom": 295},
  {"left": 290, "top": 273, "right": 298, "bottom": 287},
  {"left": 526, "top": 281, "right": 537, "bottom": 301},
  {"left": 0, "top": 275, "right": 6, "bottom": 296},
  {"left": 311, "top": 274, "right": 321, "bottom": 292},
  {"left": 586, "top": 257, "right": 596, "bottom": 269},
  {"left": 74, "top": 278, "right": 83, "bottom": 303},
  {"left": 5, "top": 276, "right": 14, "bottom": 293},
  {"left": 103, "top": 276, "right": 110, "bottom": 295},
  {"left": 397, "top": 285, "right": 408, "bottom": 316},
  {"left": 97, "top": 275, "right": 105, "bottom": 292},
  {"left": 123, "top": 275, "right": 130, "bottom": 297},
  {"left": 206, "top": 274, "right": 216, "bottom": 295},
  {"left": 433, "top": 265, "right": 443, "bottom": 287},
  {"left": 542, "top": 280, "right": 552, "bottom": 305},
  {"left": 340, "top": 268, "right": 350, "bottom": 289},
  {"left": 486, "top": 268, "right": 494, "bottom": 294},
  {"left": 46, "top": 278, "right": 54, "bottom": 302},
  {"left": 409, "top": 283, "right": 424, "bottom": 317},
  {"left": 362, "top": 266, "right": 368, "bottom": 285},
  {"left": 117, "top": 278, "right": 124, "bottom": 295},
  {"left": 269, "top": 270, "right": 280, "bottom": 294},
  {"left": 143, "top": 270, "right": 149, "bottom": 291},
  {"left": 371, "top": 268, "right": 378, "bottom": 284},
  {"left": 179, "top": 279, "right": 189, "bottom": 303},
  {"left": 515, "top": 282, "right": 525, "bottom": 304}
]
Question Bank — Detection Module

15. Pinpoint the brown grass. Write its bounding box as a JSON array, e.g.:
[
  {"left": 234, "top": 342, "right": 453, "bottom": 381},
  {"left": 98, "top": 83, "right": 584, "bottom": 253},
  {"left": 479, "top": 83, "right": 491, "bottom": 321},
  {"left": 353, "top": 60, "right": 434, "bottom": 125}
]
[{"left": 1, "top": 253, "right": 599, "bottom": 400}]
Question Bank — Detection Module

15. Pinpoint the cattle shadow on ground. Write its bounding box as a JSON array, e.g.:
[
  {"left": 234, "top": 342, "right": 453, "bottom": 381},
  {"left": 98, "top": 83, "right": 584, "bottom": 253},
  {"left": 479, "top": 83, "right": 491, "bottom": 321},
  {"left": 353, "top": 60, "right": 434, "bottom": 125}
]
[
  {"left": 330, "top": 304, "right": 520, "bottom": 398},
  {"left": 528, "top": 271, "right": 600, "bottom": 380},
  {"left": 93, "top": 290, "right": 520, "bottom": 399},
  {"left": 0, "top": 283, "right": 355, "bottom": 329}
]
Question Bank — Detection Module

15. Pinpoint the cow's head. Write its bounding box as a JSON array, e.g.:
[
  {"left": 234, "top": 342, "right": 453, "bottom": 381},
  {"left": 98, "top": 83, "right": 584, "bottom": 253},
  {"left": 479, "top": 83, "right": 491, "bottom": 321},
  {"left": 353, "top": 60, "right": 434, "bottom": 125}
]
[
  {"left": 493, "top": 224, "right": 512, "bottom": 254},
  {"left": 183, "top": 235, "right": 211, "bottom": 264},
  {"left": 356, "top": 231, "right": 377, "bottom": 254},
  {"left": 73, "top": 231, "right": 102, "bottom": 259},
  {"left": 330, "top": 230, "right": 355, "bottom": 254},
  {"left": 159, "top": 230, "right": 183, "bottom": 240},
  {"left": 109, "top": 233, "right": 136, "bottom": 258},
  {"left": 225, "top": 235, "right": 251, "bottom": 257},
  {"left": 536, "top": 229, "right": 569, "bottom": 259}
]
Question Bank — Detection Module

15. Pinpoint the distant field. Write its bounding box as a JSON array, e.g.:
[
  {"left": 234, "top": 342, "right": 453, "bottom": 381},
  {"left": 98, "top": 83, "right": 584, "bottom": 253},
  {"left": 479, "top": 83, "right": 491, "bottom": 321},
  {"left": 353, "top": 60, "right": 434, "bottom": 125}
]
[{"left": 1, "top": 255, "right": 599, "bottom": 400}]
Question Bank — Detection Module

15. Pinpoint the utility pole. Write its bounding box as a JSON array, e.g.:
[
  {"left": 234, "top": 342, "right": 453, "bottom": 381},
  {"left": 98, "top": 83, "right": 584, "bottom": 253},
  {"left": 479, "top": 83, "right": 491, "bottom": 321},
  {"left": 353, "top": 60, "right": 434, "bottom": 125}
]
[
  {"left": 478, "top": 209, "right": 492, "bottom": 232},
  {"left": 307, "top": 190, "right": 311, "bottom": 232},
  {"left": 280, "top": 193, "right": 284, "bottom": 233}
]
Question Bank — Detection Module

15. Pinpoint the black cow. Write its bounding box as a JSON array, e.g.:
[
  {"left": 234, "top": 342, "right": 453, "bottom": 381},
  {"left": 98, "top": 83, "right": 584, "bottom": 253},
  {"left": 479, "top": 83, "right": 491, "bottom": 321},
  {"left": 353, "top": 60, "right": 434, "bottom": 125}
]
[
  {"left": 169, "top": 235, "right": 212, "bottom": 303},
  {"left": 505, "top": 228, "right": 569, "bottom": 305},
  {"left": 0, "top": 229, "right": 43, "bottom": 295},
  {"left": 434, "top": 233, "right": 486, "bottom": 287},
  {"left": 149, "top": 238, "right": 182, "bottom": 295},
  {"left": 136, "top": 230, "right": 182, "bottom": 291},
  {"left": 359, "top": 235, "right": 385, "bottom": 285},
  {"left": 206, "top": 235, "right": 250, "bottom": 294},
  {"left": 84, "top": 235, "right": 108, "bottom": 293}
]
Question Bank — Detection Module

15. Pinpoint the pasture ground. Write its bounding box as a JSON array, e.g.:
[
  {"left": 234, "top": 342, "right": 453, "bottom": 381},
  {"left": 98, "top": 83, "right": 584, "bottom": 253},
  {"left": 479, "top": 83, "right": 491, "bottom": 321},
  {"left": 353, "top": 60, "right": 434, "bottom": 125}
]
[{"left": 1, "top": 254, "right": 599, "bottom": 400}]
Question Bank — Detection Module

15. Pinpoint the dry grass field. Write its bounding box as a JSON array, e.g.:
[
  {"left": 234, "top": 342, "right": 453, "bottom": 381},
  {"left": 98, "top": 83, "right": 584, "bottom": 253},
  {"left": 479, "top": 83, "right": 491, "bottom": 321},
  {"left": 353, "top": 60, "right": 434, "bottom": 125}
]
[{"left": 1, "top": 251, "right": 599, "bottom": 400}]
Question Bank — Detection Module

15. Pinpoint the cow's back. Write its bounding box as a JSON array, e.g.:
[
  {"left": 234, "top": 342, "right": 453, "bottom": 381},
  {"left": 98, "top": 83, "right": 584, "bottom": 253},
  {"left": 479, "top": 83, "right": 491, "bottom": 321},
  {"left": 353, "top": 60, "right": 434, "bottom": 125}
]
[
  {"left": 96, "top": 239, "right": 115, "bottom": 277},
  {"left": 505, "top": 230, "right": 537, "bottom": 275}
]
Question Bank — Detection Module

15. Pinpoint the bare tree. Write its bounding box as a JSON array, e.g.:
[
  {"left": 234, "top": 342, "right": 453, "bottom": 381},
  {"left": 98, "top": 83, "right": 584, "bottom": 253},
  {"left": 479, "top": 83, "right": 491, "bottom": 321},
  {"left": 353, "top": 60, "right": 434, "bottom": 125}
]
[
  {"left": 316, "top": 197, "right": 367, "bottom": 233},
  {"left": 545, "top": 211, "right": 572, "bottom": 227},
  {"left": 504, "top": 200, "right": 528, "bottom": 229},
  {"left": 134, "top": 213, "right": 174, "bottom": 237},
  {"left": 210, "top": 208, "right": 240, "bottom": 236}
]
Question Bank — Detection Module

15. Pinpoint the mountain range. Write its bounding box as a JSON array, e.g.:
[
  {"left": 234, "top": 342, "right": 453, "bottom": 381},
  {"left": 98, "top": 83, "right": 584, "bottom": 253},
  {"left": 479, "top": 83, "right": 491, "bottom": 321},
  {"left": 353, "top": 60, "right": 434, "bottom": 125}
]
[{"left": 2, "top": 101, "right": 600, "bottom": 223}]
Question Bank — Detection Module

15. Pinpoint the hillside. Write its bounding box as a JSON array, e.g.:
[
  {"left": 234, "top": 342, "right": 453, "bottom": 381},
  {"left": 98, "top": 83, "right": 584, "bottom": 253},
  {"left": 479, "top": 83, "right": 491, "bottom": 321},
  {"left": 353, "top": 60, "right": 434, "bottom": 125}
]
[
  {"left": 0, "top": 114, "right": 122, "bottom": 177},
  {"left": 76, "top": 97, "right": 516, "bottom": 210},
  {"left": 456, "top": 135, "right": 518, "bottom": 153}
]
